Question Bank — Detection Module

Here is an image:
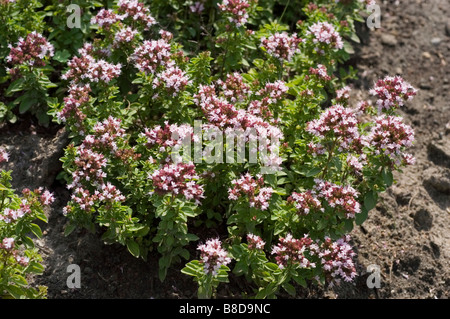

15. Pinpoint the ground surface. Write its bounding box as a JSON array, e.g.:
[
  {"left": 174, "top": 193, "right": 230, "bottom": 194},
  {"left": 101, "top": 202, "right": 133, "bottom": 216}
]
[{"left": 0, "top": 0, "right": 448, "bottom": 299}]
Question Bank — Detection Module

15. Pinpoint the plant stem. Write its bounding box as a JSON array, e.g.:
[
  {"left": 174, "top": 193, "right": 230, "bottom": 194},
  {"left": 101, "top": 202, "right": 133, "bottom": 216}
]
[
  {"left": 321, "top": 139, "right": 337, "bottom": 179},
  {"left": 279, "top": 0, "right": 291, "bottom": 23}
]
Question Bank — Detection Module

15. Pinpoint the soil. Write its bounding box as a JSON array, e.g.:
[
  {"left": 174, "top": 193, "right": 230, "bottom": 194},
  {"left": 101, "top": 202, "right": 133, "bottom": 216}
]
[{"left": 0, "top": 0, "right": 448, "bottom": 299}]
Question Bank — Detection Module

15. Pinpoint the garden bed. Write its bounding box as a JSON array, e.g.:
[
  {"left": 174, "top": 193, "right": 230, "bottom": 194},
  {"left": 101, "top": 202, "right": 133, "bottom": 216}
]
[{"left": 0, "top": 0, "right": 448, "bottom": 299}]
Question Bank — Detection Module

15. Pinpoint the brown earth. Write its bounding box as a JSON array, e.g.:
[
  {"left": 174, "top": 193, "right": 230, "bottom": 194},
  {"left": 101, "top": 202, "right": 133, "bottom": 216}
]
[{"left": 0, "top": 0, "right": 448, "bottom": 299}]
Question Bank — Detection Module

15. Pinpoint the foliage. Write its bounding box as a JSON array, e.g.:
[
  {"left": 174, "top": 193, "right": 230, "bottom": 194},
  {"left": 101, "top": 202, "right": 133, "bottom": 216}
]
[
  {"left": 0, "top": 0, "right": 418, "bottom": 299},
  {"left": 0, "top": 150, "right": 53, "bottom": 298}
]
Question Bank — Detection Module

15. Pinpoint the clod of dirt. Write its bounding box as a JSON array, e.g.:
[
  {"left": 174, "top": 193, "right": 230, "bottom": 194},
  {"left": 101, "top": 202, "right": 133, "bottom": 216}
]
[
  {"left": 413, "top": 209, "right": 433, "bottom": 231},
  {"left": 380, "top": 33, "right": 398, "bottom": 47},
  {"left": 429, "top": 241, "right": 441, "bottom": 259},
  {"left": 427, "top": 140, "right": 450, "bottom": 168},
  {"left": 423, "top": 169, "right": 450, "bottom": 195}
]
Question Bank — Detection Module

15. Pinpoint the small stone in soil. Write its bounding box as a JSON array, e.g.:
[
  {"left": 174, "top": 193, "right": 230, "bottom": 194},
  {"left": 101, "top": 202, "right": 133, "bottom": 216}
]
[
  {"left": 381, "top": 34, "right": 398, "bottom": 47},
  {"left": 430, "top": 37, "right": 442, "bottom": 45}
]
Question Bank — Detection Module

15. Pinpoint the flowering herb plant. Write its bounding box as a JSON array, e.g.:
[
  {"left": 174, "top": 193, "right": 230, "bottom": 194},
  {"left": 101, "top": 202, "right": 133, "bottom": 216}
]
[
  {"left": 0, "top": 149, "right": 53, "bottom": 298},
  {"left": 1, "top": 0, "right": 417, "bottom": 299}
]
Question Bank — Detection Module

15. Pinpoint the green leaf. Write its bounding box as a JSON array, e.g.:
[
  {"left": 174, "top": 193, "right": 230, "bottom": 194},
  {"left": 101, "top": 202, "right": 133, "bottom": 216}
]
[
  {"left": 166, "top": 235, "right": 174, "bottom": 247},
  {"left": 27, "top": 261, "right": 45, "bottom": 274},
  {"left": 135, "top": 225, "right": 150, "bottom": 237},
  {"left": 53, "top": 50, "right": 71, "bottom": 63},
  {"left": 293, "top": 276, "right": 307, "bottom": 288},
  {"left": 343, "top": 41, "right": 355, "bottom": 54},
  {"left": 364, "top": 191, "right": 377, "bottom": 212},
  {"left": 159, "top": 267, "right": 168, "bottom": 282},
  {"left": 6, "top": 78, "right": 25, "bottom": 96},
  {"left": 126, "top": 240, "right": 140, "bottom": 257},
  {"left": 349, "top": 32, "right": 361, "bottom": 43},
  {"left": 185, "top": 233, "right": 199, "bottom": 242},
  {"left": 181, "top": 260, "right": 203, "bottom": 277},
  {"left": 30, "top": 223, "right": 43, "bottom": 239},
  {"left": 232, "top": 261, "right": 247, "bottom": 276},
  {"left": 382, "top": 169, "right": 394, "bottom": 187},
  {"left": 21, "top": 236, "right": 34, "bottom": 248},
  {"left": 64, "top": 222, "right": 77, "bottom": 236},
  {"left": 305, "top": 167, "right": 322, "bottom": 177},
  {"left": 35, "top": 211, "right": 48, "bottom": 223},
  {"left": 5, "top": 285, "right": 24, "bottom": 299},
  {"left": 282, "top": 282, "right": 296, "bottom": 297},
  {"left": 179, "top": 248, "right": 190, "bottom": 260},
  {"left": 344, "top": 219, "right": 354, "bottom": 232},
  {"left": 36, "top": 110, "right": 50, "bottom": 126},
  {"left": 19, "top": 98, "right": 34, "bottom": 114},
  {"left": 216, "top": 266, "right": 230, "bottom": 283},
  {"left": 355, "top": 206, "right": 369, "bottom": 225},
  {"left": 265, "top": 262, "right": 280, "bottom": 272},
  {"left": 11, "top": 275, "right": 28, "bottom": 286}
]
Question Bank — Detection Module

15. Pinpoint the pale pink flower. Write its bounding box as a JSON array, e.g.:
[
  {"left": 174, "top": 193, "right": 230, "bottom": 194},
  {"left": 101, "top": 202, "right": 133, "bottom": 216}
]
[
  {"left": 197, "top": 238, "right": 231, "bottom": 275},
  {"left": 307, "top": 21, "right": 343, "bottom": 51},
  {"left": 261, "top": 32, "right": 302, "bottom": 61}
]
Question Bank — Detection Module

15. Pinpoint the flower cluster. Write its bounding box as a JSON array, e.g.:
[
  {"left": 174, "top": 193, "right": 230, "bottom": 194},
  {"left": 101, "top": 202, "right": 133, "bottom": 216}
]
[
  {"left": 271, "top": 234, "right": 315, "bottom": 269},
  {"left": 218, "top": 0, "right": 252, "bottom": 27},
  {"left": 368, "top": 115, "right": 415, "bottom": 165},
  {"left": 257, "top": 81, "right": 289, "bottom": 102},
  {"left": 0, "top": 190, "right": 51, "bottom": 225},
  {"left": 307, "top": 142, "right": 325, "bottom": 156},
  {"left": 247, "top": 80, "right": 288, "bottom": 123},
  {"left": 228, "top": 173, "right": 273, "bottom": 210},
  {"left": 306, "top": 104, "right": 363, "bottom": 153},
  {"left": 113, "top": 26, "right": 139, "bottom": 47},
  {"left": 194, "top": 84, "right": 284, "bottom": 169},
  {"left": 246, "top": 233, "right": 265, "bottom": 250},
  {"left": 152, "top": 66, "right": 191, "bottom": 96},
  {"left": 310, "top": 235, "right": 357, "bottom": 286},
  {"left": 216, "top": 73, "right": 251, "bottom": 103},
  {"left": 190, "top": 1, "right": 205, "bottom": 14},
  {"left": 40, "top": 189, "right": 55, "bottom": 206},
  {"left": 66, "top": 188, "right": 97, "bottom": 213},
  {"left": 309, "top": 64, "right": 331, "bottom": 81},
  {"left": 91, "top": 9, "right": 123, "bottom": 30},
  {"left": 0, "top": 238, "right": 29, "bottom": 267},
  {"left": 0, "top": 0, "right": 17, "bottom": 5},
  {"left": 307, "top": 21, "right": 344, "bottom": 52},
  {"left": 62, "top": 44, "right": 122, "bottom": 84},
  {"left": 346, "top": 154, "right": 364, "bottom": 174},
  {"left": 65, "top": 143, "right": 126, "bottom": 212},
  {"left": 288, "top": 190, "right": 324, "bottom": 215},
  {"left": 98, "top": 182, "right": 126, "bottom": 202},
  {"left": 142, "top": 122, "right": 194, "bottom": 152},
  {"left": 195, "top": 85, "right": 240, "bottom": 128},
  {"left": 197, "top": 238, "right": 231, "bottom": 275},
  {"left": 0, "top": 148, "right": 9, "bottom": 163},
  {"left": 261, "top": 32, "right": 302, "bottom": 61},
  {"left": 68, "top": 146, "right": 108, "bottom": 190},
  {"left": 354, "top": 100, "right": 371, "bottom": 115},
  {"left": 131, "top": 37, "right": 172, "bottom": 74},
  {"left": 335, "top": 86, "right": 351, "bottom": 105},
  {"left": 313, "top": 179, "right": 361, "bottom": 219},
  {"left": 64, "top": 117, "right": 138, "bottom": 213},
  {"left": 149, "top": 162, "right": 204, "bottom": 204},
  {"left": 369, "top": 76, "right": 417, "bottom": 112},
  {"left": 117, "top": 0, "right": 157, "bottom": 30},
  {"left": 6, "top": 32, "right": 54, "bottom": 71},
  {"left": 20, "top": 187, "right": 54, "bottom": 208},
  {"left": 56, "top": 83, "right": 91, "bottom": 127},
  {"left": 83, "top": 116, "right": 126, "bottom": 154},
  {"left": 0, "top": 208, "right": 25, "bottom": 223}
]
